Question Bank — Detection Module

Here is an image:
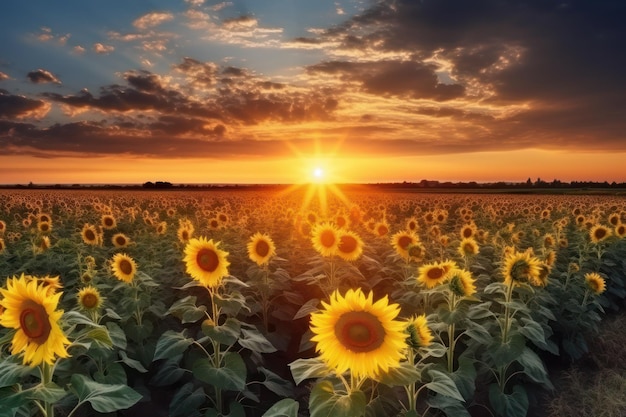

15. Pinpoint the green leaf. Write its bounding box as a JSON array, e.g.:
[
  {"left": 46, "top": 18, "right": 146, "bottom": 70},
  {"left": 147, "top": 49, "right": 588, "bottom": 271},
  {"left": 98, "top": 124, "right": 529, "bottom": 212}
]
[
  {"left": 0, "top": 388, "right": 26, "bottom": 414},
  {"left": 517, "top": 347, "right": 552, "bottom": 388},
  {"left": 377, "top": 361, "right": 421, "bottom": 386},
  {"left": 64, "top": 310, "right": 98, "bottom": 327},
  {"left": 238, "top": 327, "right": 277, "bottom": 353},
  {"left": 450, "top": 357, "right": 476, "bottom": 400},
  {"left": 309, "top": 380, "right": 366, "bottom": 417},
  {"left": 464, "top": 322, "right": 493, "bottom": 346},
  {"left": 86, "top": 326, "right": 113, "bottom": 348},
  {"left": 94, "top": 362, "right": 127, "bottom": 385},
  {"left": 288, "top": 357, "right": 330, "bottom": 385},
  {"left": 192, "top": 352, "right": 246, "bottom": 391},
  {"left": 226, "top": 401, "right": 246, "bottom": 417},
  {"left": 169, "top": 382, "right": 204, "bottom": 417},
  {"left": 261, "top": 398, "right": 300, "bottom": 417},
  {"left": 427, "top": 393, "right": 471, "bottom": 417},
  {"left": 488, "top": 384, "right": 528, "bottom": 417},
  {"left": 167, "top": 295, "right": 207, "bottom": 324},
  {"left": 24, "top": 382, "right": 67, "bottom": 403},
  {"left": 259, "top": 367, "right": 295, "bottom": 397},
  {"left": 119, "top": 350, "right": 148, "bottom": 373},
  {"left": 105, "top": 308, "right": 122, "bottom": 320},
  {"left": 150, "top": 355, "right": 186, "bottom": 387},
  {"left": 153, "top": 330, "right": 193, "bottom": 362},
  {"left": 518, "top": 318, "right": 546, "bottom": 348},
  {"left": 293, "top": 298, "right": 320, "bottom": 319},
  {"left": 70, "top": 374, "right": 142, "bottom": 413},
  {"left": 425, "top": 369, "right": 465, "bottom": 402},
  {"left": 106, "top": 322, "right": 127, "bottom": 349},
  {"left": 202, "top": 317, "right": 241, "bottom": 346},
  {"left": 488, "top": 333, "right": 526, "bottom": 367},
  {"left": 214, "top": 291, "right": 250, "bottom": 315},
  {"left": 0, "top": 356, "right": 32, "bottom": 388}
]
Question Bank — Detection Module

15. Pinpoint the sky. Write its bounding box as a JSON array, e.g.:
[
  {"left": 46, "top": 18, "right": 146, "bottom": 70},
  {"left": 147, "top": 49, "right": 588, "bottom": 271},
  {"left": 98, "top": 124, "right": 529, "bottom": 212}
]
[{"left": 1, "top": 0, "right": 625, "bottom": 185}]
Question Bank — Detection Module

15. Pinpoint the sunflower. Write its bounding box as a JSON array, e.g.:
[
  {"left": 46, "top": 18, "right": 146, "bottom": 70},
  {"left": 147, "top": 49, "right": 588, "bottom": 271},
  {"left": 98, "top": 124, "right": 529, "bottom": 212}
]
[
  {"left": 177, "top": 220, "right": 194, "bottom": 244},
  {"left": 589, "top": 224, "right": 611, "bottom": 243},
  {"left": 585, "top": 272, "right": 606, "bottom": 295},
  {"left": 375, "top": 221, "right": 389, "bottom": 237},
  {"left": 391, "top": 230, "right": 418, "bottom": 260},
  {"left": 459, "top": 223, "right": 476, "bottom": 239},
  {"left": 336, "top": 230, "right": 364, "bottom": 261},
  {"left": 407, "top": 241, "right": 426, "bottom": 262},
  {"left": 38, "top": 236, "right": 51, "bottom": 252},
  {"left": 183, "top": 237, "right": 230, "bottom": 288},
  {"left": 543, "top": 234, "right": 555, "bottom": 248},
  {"left": 501, "top": 250, "right": 543, "bottom": 287},
  {"left": 458, "top": 237, "right": 479, "bottom": 257},
  {"left": 111, "top": 233, "right": 130, "bottom": 248},
  {"left": 247, "top": 232, "right": 276, "bottom": 266},
  {"left": 334, "top": 212, "right": 349, "bottom": 230},
  {"left": 110, "top": 253, "right": 137, "bottom": 283},
  {"left": 406, "top": 314, "right": 433, "bottom": 349},
  {"left": 37, "top": 276, "right": 62, "bottom": 296},
  {"left": 101, "top": 214, "right": 117, "bottom": 230},
  {"left": 406, "top": 217, "right": 419, "bottom": 232},
  {"left": 309, "top": 288, "right": 407, "bottom": 380},
  {"left": 311, "top": 223, "right": 340, "bottom": 257},
  {"left": 0, "top": 274, "right": 71, "bottom": 366},
  {"left": 77, "top": 286, "right": 104, "bottom": 311},
  {"left": 37, "top": 221, "right": 52, "bottom": 234},
  {"left": 417, "top": 261, "right": 456, "bottom": 289},
  {"left": 448, "top": 269, "right": 477, "bottom": 298},
  {"left": 0, "top": 219, "right": 7, "bottom": 234},
  {"left": 81, "top": 223, "right": 100, "bottom": 246},
  {"left": 156, "top": 221, "right": 167, "bottom": 235},
  {"left": 0, "top": 237, "right": 6, "bottom": 253},
  {"left": 615, "top": 223, "right": 626, "bottom": 239},
  {"left": 38, "top": 213, "right": 51, "bottom": 224}
]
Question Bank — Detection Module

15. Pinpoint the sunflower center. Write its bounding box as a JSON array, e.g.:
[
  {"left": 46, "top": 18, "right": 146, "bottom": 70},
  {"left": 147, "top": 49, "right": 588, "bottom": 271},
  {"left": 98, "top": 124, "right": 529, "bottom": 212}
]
[
  {"left": 104, "top": 218, "right": 114, "bottom": 227},
  {"left": 116, "top": 236, "right": 126, "bottom": 246},
  {"left": 85, "top": 229, "right": 96, "bottom": 241},
  {"left": 81, "top": 293, "right": 99, "bottom": 309},
  {"left": 320, "top": 230, "right": 336, "bottom": 248},
  {"left": 182, "top": 230, "right": 189, "bottom": 240},
  {"left": 427, "top": 267, "right": 444, "bottom": 280},
  {"left": 594, "top": 228, "right": 607, "bottom": 240},
  {"left": 19, "top": 300, "right": 51, "bottom": 344},
  {"left": 339, "top": 235, "right": 358, "bottom": 253},
  {"left": 377, "top": 225, "right": 388, "bottom": 236},
  {"left": 463, "top": 228, "right": 472, "bottom": 238},
  {"left": 197, "top": 248, "right": 219, "bottom": 272},
  {"left": 336, "top": 217, "right": 346, "bottom": 228},
  {"left": 255, "top": 240, "right": 270, "bottom": 257},
  {"left": 119, "top": 259, "right": 133, "bottom": 275},
  {"left": 510, "top": 260, "right": 530, "bottom": 283},
  {"left": 398, "top": 236, "right": 412, "bottom": 250},
  {"left": 335, "top": 311, "right": 385, "bottom": 353}
]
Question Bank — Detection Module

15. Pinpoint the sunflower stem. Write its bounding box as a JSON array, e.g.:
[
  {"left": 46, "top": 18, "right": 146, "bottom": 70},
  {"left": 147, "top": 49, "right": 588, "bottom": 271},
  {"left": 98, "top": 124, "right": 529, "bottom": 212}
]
[
  {"left": 40, "top": 362, "right": 54, "bottom": 417},
  {"left": 406, "top": 348, "right": 418, "bottom": 412},
  {"left": 447, "top": 293, "right": 457, "bottom": 373},
  {"left": 502, "top": 282, "right": 514, "bottom": 344},
  {"left": 581, "top": 289, "right": 590, "bottom": 308},
  {"left": 208, "top": 287, "right": 223, "bottom": 415}
]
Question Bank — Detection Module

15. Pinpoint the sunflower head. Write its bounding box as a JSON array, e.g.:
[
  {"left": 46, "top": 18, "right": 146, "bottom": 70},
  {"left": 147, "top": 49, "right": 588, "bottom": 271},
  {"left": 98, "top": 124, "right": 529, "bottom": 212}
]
[
  {"left": 183, "top": 237, "right": 230, "bottom": 288},
  {"left": 101, "top": 214, "right": 117, "bottom": 230},
  {"left": 406, "top": 314, "right": 433, "bottom": 349},
  {"left": 177, "top": 221, "right": 194, "bottom": 244},
  {"left": 110, "top": 253, "right": 137, "bottom": 283},
  {"left": 502, "top": 250, "right": 543, "bottom": 287},
  {"left": 77, "top": 286, "right": 104, "bottom": 311},
  {"left": 247, "top": 232, "right": 276, "bottom": 266},
  {"left": 311, "top": 223, "right": 340, "bottom": 257},
  {"left": 375, "top": 221, "right": 389, "bottom": 237},
  {"left": 309, "top": 288, "right": 407, "bottom": 380},
  {"left": 407, "top": 242, "right": 426, "bottom": 262},
  {"left": 590, "top": 224, "right": 612, "bottom": 243},
  {"left": 81, "top": 224, "right": 100, "bottom": 246},
  {"left": 0, "top": 219, "right": 7, "bottom": 234},
  {"left": 615, "top": 223, "right": 626, "bottom": 239},
  {"left": 417, "top": 261, "right": 455, "bottom": 289},
  {"left": 112, "top": 233, "right": 130, "bottom": 248},
  {"left": 391, "top": 231, "right": 417, "bottom": 260},
  {"left": 448, "top": 269, "right": 477, "bottom": 298},
  {"left": 336, "top": 230, "right": 364, "bottom": 262},
  {"left": 460, "top": 224, "right": 476, "bottom": 239},
  {"left": 0, "top": 274, "right": 71, "bottom": 366},
  {"left": 37, "top": 221, "right": 52, "bottom": 234},
  {"left": 458, "top": 237, "right": 479, "bottom": 257},
  {"left": 585, "top": 272, "right": 606, "bottom": 295}
]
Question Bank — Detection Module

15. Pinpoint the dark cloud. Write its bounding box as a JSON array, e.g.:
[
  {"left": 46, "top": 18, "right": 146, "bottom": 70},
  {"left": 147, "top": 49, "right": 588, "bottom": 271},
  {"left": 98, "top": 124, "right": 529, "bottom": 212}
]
[
  {"left": 0, "top": 90, "right": 48, "bottom": 118},
  {"left": 27, "top": 69, "right": 61, "bottom": 84},
  {"left": 308, "top": 60, "right": 465, "bottom": 101}
]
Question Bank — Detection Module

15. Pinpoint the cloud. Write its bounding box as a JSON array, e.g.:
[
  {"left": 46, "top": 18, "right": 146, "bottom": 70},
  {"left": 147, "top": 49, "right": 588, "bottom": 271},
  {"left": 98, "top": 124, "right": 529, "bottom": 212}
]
[
  {"left": 0, "top": 90, "right": 51, "bottom": 118},
  {"left": 27, "top": 69, "right": 61, "bottom": 84},
  {"left": 0, "top": 72, "right": 10, "bottom": 81},
  {"left": 133, "top": 11, "right": 174, "bottom": 30},
  {"left": 93, "top": 43, "right": 115, "bottom": 54},
  {"left": 35, "top": 27, "right": 71, "bottom": 45},
  {"left": 72, "top": 45, "right": 86, "bottom": 54}
]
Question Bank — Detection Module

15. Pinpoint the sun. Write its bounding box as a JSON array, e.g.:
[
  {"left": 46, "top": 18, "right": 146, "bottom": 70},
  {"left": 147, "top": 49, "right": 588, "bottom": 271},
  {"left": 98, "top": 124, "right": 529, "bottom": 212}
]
[{"left": 312, "top": 167, "right": 325, "bottom": 182}]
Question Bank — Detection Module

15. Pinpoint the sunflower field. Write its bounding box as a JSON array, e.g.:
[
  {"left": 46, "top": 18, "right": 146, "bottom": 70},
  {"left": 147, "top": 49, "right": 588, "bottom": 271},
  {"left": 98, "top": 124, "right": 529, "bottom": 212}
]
[{"left": 1, "top": 188, "right": 625, "bottom": 417}]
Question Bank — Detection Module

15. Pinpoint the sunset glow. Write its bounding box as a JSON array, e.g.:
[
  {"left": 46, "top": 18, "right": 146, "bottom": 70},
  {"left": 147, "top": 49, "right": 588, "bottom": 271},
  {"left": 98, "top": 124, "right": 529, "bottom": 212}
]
[{"left": 0, "top": 1, "right": 624, "bottom": 184}]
